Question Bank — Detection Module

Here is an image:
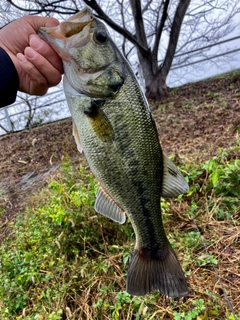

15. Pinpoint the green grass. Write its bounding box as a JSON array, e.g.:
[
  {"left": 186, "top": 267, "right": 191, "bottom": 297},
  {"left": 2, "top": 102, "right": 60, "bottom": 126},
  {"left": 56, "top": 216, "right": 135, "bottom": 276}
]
[{"left": 0, "top": 145, "right": 239, "bottom": 319}]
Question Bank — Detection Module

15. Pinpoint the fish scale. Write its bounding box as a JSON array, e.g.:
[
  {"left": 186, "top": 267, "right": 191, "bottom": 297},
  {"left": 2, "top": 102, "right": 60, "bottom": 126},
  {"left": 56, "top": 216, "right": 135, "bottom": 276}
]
[{"left": 38, "top": 8, "right": 189, "bottom": 297}]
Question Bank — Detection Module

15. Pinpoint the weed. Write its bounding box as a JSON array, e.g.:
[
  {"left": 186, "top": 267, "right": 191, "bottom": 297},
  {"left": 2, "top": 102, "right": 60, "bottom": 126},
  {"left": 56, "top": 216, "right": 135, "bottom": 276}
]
[
  {"left": 173, "top": 299, "right": 206, "bottom": 320},
  {"left": 207, "top": 92, "right": 220, "bottom": 98},
  {"left": 185, "top": 145, "right": 240, "bottom": 220},
  {"left": 170, "top": 86, "right": 180, "bottom": 96},
  {"left": 0, "top": 147, "right": 239, "bottom": 319}
]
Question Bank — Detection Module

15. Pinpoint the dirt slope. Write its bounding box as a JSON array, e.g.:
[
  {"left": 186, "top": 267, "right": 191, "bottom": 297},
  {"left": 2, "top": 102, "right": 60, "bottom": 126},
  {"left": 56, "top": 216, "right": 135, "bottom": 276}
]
[{"left": 0, "top": 71, "right": 239, "bottom": 241}]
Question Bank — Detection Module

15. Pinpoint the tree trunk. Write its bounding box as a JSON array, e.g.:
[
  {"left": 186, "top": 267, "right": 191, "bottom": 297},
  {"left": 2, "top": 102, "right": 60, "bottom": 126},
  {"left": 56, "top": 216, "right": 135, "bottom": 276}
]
[
  {"left": 140, "top": 0, "right": 191, "bottom": 101},
  {"left": 145, "top": 71, "right": 169, "bottom": 101},
  {"left": 137, "top": 50, "right": 169, "bottom": 101}
]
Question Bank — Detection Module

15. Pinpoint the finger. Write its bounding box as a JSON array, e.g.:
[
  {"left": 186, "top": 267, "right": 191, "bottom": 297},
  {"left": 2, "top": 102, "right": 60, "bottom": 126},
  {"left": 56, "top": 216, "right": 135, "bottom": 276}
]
[
  {"left": 17, "top": 53, "right": 49, "bottom": 95},
  {"left": 29, "top": 35, "right": 63, "bottom": 73},
  {"left": 24, "top": 47, "right": 62, "bottom": 87},
  {"left": 24, "top": 15, "right": 60, "bottom": 30},
  {"left": 30, "top": 35, "right": 63, "bottom": 73}
]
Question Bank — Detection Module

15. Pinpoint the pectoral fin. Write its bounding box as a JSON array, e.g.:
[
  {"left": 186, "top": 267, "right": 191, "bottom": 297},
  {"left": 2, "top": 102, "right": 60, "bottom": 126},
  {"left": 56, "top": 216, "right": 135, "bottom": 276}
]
[
  {"left": 72, "top": 121, "right": 83, "bottom": 153},
  {"left": 94, "top": 186, "right": 126, "bottom": 224},
  {"left": 84, "top": 100, "right": 114, "bottom": 143},
  {"left": 162, "top": 153, "right": 189, "bottom": 198}
]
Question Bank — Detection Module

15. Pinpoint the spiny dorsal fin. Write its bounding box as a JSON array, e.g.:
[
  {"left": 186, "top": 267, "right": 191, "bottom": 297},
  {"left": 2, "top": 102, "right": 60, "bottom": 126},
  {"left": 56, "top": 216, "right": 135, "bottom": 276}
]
[
  {"left": 72, "top": 121, "right": 83, "bottom": 153},
  {"left": 162, "top": 153, "right": 189, "bottom": 198},
  {"left": 94, "top": 186, "right": 126, "bottom": 224}
]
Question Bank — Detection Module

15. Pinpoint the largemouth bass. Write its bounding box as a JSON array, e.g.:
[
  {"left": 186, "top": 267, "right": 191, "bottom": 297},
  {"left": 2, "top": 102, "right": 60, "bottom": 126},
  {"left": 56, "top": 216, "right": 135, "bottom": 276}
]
[{"left": 39, "top": 8, "right": 189, "bottom": 297}]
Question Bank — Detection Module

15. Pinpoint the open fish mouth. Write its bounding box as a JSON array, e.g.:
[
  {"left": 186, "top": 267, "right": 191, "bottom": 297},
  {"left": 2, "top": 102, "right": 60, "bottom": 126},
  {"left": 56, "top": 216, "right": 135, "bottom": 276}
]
[{"left": 38, "top": 8, "right": 93, "bottom": 41}]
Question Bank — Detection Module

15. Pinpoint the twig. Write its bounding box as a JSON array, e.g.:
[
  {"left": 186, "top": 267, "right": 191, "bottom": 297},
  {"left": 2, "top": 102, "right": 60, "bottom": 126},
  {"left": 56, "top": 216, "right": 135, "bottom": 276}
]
[{"left": 192, "top": 219, "right": 237, "bottom": 319}]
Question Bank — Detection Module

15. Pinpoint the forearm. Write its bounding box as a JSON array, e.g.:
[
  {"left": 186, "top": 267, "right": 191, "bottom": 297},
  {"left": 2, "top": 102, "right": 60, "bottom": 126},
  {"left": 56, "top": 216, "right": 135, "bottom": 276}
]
[{"left": 0, "top": 47, "right": 19, "bottom": 108}]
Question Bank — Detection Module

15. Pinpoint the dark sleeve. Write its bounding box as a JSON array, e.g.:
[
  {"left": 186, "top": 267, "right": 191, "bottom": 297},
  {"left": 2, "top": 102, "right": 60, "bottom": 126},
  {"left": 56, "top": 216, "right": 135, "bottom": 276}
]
[{"left": 0, "top": 47, "right": 19, "bottom": 108}]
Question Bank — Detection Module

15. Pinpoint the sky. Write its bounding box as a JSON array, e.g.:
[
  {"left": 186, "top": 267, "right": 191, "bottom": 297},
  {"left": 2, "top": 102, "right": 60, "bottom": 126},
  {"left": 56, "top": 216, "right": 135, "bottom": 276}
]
[{"left": 167, "top": 25, "right": 240, "bottom": 87}]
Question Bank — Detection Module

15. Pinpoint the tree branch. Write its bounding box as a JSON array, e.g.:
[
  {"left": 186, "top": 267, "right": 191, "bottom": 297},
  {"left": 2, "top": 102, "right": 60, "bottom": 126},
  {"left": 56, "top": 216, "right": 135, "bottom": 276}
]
[
  {"left": 7, "top": 0, "right": 77, "bottom": 15},
  {"left": 160, "top": 0, "right": 190, "bottom": 77},
  {"left": 152, "top": 0, "right": 170, "bottom": 66},
  {"left": 142, "top": 0, "right": 154, "bottom": 14},
  {"left": 129, "top": 0, "right": 148, "bottom": 48}
]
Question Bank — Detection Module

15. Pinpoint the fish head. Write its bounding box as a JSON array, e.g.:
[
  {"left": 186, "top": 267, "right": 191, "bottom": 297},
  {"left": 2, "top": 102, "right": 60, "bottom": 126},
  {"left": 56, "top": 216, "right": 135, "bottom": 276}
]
[{"left": 38, "top": 8, "right": 125, "bottom": 98}]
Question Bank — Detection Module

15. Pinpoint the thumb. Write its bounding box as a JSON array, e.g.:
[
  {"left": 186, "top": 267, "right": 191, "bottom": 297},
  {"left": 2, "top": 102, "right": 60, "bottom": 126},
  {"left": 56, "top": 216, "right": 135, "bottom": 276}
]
[
  {"left": 24, "top": 16, "right": 60, "bottom": 31},
  {"left": 44, "top": 17, "right": 61, "bottom": 28}
]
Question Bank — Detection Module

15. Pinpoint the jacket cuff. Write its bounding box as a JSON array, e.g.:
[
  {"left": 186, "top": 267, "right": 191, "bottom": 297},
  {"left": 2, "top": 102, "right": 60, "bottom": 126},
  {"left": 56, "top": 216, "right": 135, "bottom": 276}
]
[{"left": 0, "top": 47, "right": 19, "bottom": 108}]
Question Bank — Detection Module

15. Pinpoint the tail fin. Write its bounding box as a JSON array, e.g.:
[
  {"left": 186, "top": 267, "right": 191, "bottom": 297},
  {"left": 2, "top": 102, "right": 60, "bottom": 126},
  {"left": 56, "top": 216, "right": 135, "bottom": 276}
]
[{"left": 126, "top": 244, "right": 188, "bottom": 297}]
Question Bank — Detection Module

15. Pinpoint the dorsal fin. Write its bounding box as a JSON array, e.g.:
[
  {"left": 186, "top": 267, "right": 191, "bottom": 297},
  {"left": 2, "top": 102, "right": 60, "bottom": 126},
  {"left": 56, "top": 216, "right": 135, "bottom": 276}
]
[
  {"left": 162, "top": 153, "right": 189, "bottom": 198},
  {"left": 94, "top": 186, "right": 126, "bottom": 224},
  {"left": 72, "top": 121, "right": 83, "bottom": 153}
]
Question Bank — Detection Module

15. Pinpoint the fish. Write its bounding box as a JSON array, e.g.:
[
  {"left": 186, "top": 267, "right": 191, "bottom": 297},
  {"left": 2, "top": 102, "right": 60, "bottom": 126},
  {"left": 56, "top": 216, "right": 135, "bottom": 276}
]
[{"left": 38, "top": 8, "right": 189, "bottom": 297}]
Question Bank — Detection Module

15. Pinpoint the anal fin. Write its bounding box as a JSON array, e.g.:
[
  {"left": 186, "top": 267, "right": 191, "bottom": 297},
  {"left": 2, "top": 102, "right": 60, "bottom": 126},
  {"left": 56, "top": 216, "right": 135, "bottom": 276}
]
[{"left": 94, "top": 186, "right": 126, "bottom": 224}]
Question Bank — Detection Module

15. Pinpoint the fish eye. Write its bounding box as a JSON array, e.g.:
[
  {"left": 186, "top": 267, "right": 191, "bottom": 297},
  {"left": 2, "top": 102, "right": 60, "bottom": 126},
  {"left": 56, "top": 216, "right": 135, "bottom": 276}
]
[{"left": 95, "top": 30, "right": 108, "bottom": 43}]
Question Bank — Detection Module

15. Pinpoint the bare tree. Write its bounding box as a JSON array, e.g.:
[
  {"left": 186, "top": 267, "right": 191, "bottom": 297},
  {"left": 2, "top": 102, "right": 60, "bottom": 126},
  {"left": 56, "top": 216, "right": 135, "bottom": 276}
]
[{"left": 2, "top": 0, "right": 240, "bottom": 100}]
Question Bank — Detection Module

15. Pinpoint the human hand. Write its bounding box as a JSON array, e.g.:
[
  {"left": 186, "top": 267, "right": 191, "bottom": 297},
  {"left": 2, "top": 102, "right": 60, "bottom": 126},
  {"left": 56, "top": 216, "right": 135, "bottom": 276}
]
[{"left": 0, "top": 16, "right": 63, "bottom": 95}]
